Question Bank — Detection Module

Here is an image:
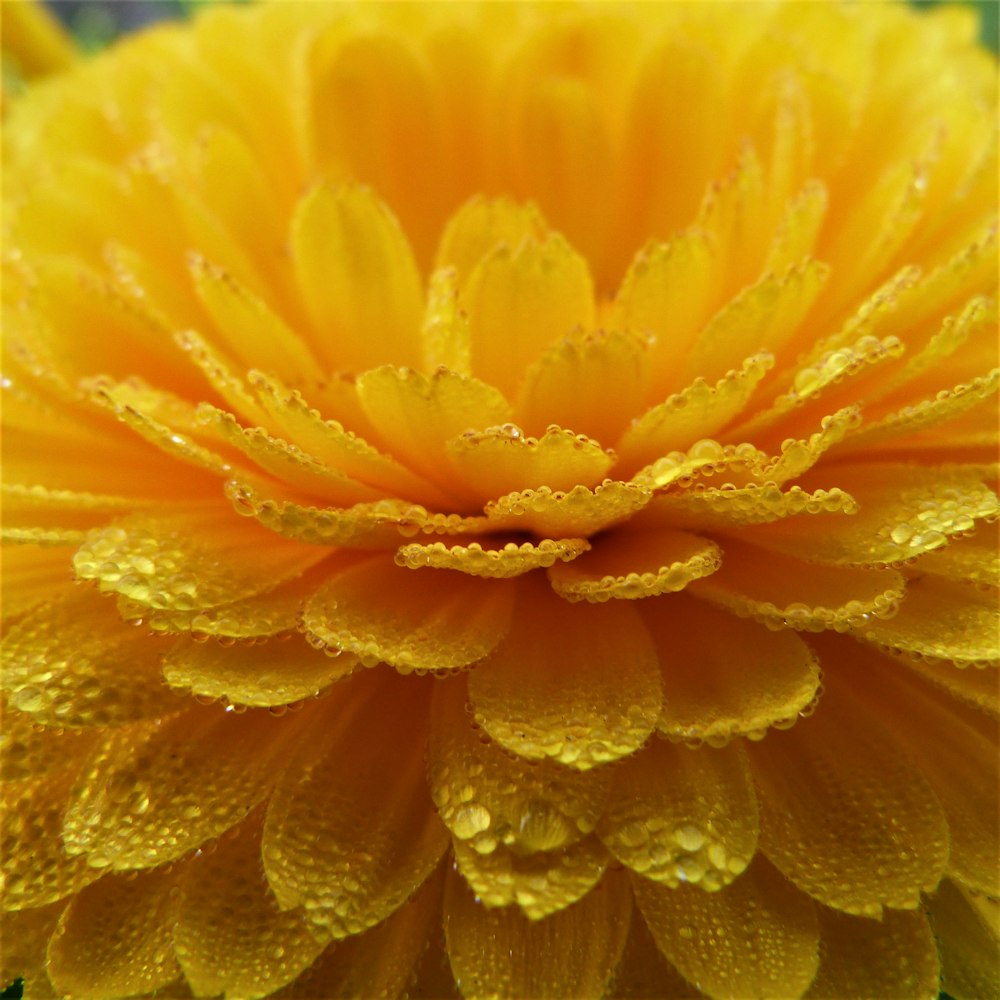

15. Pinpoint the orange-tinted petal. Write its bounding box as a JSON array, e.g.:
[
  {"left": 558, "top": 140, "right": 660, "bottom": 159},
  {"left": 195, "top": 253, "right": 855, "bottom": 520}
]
[
  {"left": 468, "top": 577, "right": 661, "bottom": 769},
  {"left": 640, "top": 594, "right": 822, "bottom": 744},
  {"left": 174, "top": 815, "right": 325, "bottom": 999},
  {"left": 47, "top": 868, "right": 180, "bottom": 999},
  {"left": 0, "top": 545, "right": 75, "bottom": 622},
  {"left": 452, "top": 835, "right": 609, "bottom": 920},
  {"left": 0, "top": 901, "right": 63, "bottom": 999},
  {"left": 860, "top": 575, "right": 999, "bottom": 668},
  {"left": 633, "top": 855, "right": 819, "bottom": 1000},
  {"left": 0, "top": 709, "right": 95, "bottom": 783},
  {"left": 429, "top": 676, "right": 611, "bottom": 854},
  {"left": 804, "top": 905, "right": 939, "bottom": 999},
  {"left": 290, "top": 184, "right": 423, "bottom": 373},
  {"left": 2, "top": 589, "right": 176, "bottom": 728},
  {"left": 609, "top": 907, "right": 701, "bottom": 999},
  {"left": 548, "top": 528, "right": 721, "bottom": 603},
  {"left": 917, "top": 522, "right": 1000, "bottom": 587},
  {"left": 598, "top": 738, "right": 758, "bottom": 892},
  {"left": 163, "top": 635, "right": 357, "bottom": 708},
  {"left": 690, "top": 538, "right": 905, "bottom": 632},
  {"left": 262, "top": 674, "right": 448, "bottom": 939},
  {"left": 301, "top": 554, "right": 513, "bottom": 672},
  {"left": 62, "top": 704, "right": 303, "bottom": 869},
  {"left": 444, "top": 865, "right": 631, "bottom": 999},
  {"left": 748, "top": 657, "right": 949, "bottom": 916}
]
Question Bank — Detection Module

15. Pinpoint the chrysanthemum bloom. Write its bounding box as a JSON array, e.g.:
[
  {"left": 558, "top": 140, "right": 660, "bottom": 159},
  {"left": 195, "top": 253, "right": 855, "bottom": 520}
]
[{"left": 1, "top": 0, "right": 997, "bottom": 997}]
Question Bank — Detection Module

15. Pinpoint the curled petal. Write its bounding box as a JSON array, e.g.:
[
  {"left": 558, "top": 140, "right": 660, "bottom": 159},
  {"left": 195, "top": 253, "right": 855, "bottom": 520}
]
[{"left": 396, "top": 536, "right": 589, "bottom": 580}]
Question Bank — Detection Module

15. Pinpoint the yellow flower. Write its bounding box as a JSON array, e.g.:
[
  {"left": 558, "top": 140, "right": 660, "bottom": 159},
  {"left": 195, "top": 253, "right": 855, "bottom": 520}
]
[{"left": 2, "top": 1, "right": 998, "bottom": 997}]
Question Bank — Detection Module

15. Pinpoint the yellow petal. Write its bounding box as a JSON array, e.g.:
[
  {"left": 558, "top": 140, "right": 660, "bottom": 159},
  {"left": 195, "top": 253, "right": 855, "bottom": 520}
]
[
  {"left": 174, "top": 815, "right": 325, "bottom": 999},
  {"left": 678, "top": 259, "right": 828, "bottom": 392},
  {"left": 198, "top": 403, "right": 385, "bottom": 506},
  {"left": 611, "top": 231, "right": 716, "bottom": 395},
  {"left": 73, "top": 508, "right": 325, "bottom": 611},
  {"left": 0, "top": 709, "right": 95, "bottom": 784},
  {"left": 444, "top": 865, "right": 631, "bottom": 999},
  {"left": 1, "top": 588, "right": 177, "bottom": 728},
  {"left": 2, "top": 767, "right": 100, "bottom": 910},
  {"left": 356, "top": 365, "right": 512, "bottom": 496},
  {"left": 804, "top": 906, "right": 939, "bottom": 1000},
  {"left": 462, "top": 232, "right": 595, "bottom": 400},
  {"left": 690, "top": 538, "right": 905, "bottom": 632},
  {"left": 420, "top": 266, "right": 472, "bottom": 376},
  {"left": 446, "top": 423, "right": 614, "bottom": 503},
  {"left": 188, "top": 255, "right": 325, "bottom": 386},
  {"left": 396, "top": 536, "right": 589, "bottom": 580},
  {"left": 598, "top": 739, "right": 758, "bottom": 892},
  {"left": 62, "top": 705, "right": 306, "bottom": 870},
  {"left": 0, "top": 901, "right": 63, "bottom": 999},
  {"left": 897, "top": 646, "right": 1000, "bottom": 717},
  {"left": 0, "top": 0, "right": 77, "bottom": 79},
  {"left": 274, "top": 868, "right": 442, "bottom": 999},
  {"left": 748, "top": 654, "right": 949, "bottom": 916},
  {"left": 164, "top": 635, "right": 357, "bottom": 709},
  {"left": 515, "top": 328, "right": 651, "bottom": 445},
  {"left": 248, "top": 370, "right": 450, "bottom": 508},
  {"left": 453, "top": 835, "right": 609, "bottom": 921},
  {"left": 1, "top": 545, "right": 75, "bottom": 621},
  {"left": 468, "top": 576, "right": 661, "bottom": 769},
  {"left": 291, "top": 184, "right": 423, "bottom": 373},
  {"left": 640, "top": 594, "right": 822, "bottom": 745},
  {"left": 928, "top": 879, "right": 1000, "bottom": 1000},
  {"left": 633, "top": 855, "right": 820, "bottom": 1000},
  {"left": 616, "top": 351, "right": 774, "bottom": 473},
  {"left": 751, "top": 463, "right": 999, "bottom": 567},
  {"left": 262, "top": 674, "right": 448, "bottom": 939},
  {"left": 548, "top": 528, "right": 721, "bottom": 603},
  {"left": 861, "top": 575, "right": 998, "bottom": 668},
  {"left": 1, "top": 482, "right": 147, "bottom": 535},
  {"left": 429, "top": 676, "right": 611, "bottom": 854},
  {"left": 824, "top": 637, "right": 999, "bottom": 896},
  {"left": 301, "top": 554, "right": 513, "bottom": 672},
  {"left": 916, "top": 522, "right": 1000, "bottom": 587},
  {"left": 486, "top": 480, "right": 651, "bottom": 538},
  {"left": 47, "top": 868, "right": 180, "bottom": 999},
  {"left": 610, "top": 906, "right": 699, "bottom": 999}
]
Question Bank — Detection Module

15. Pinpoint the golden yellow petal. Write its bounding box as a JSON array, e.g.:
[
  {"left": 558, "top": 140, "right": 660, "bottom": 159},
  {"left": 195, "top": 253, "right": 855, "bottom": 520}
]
[
  {"left": 262, "top": 675, "right": 448, "bottom": 939},
  {"left": 446, "top": 423, "right": 614, "bottom": 503},
  {"left": 453, "top": 835, "right": 608, "bottom": 921},
  {"left": 485, "top": 480, "right": 651, "bottom": 537},
  {"left": 0, "top": 901, "right": 63, "bottom": 999},
  {"left": 62, "top": 705, "right": 304, "bottom": 870},
  {"left": 633, "top": 855, "right": 820, "bottom": 1000},
  {"left": 0, "top": 0, "right": 76, "bottom": 79},
  {"left": 291, "top": 184, "right": 424, "bottom": 373},
  {"left": 804, "top": 906, "right": 939, "bottom": 1000},
  {"left": 690, "top": 538, "right": 905, "bottom": 632},
  {"left": 174, "top": 815, "right": 326, "bottom": 999},
  {"left": 916, "top": 521, "right": 1000, "bottom": 587},
  {"left": 748, "top": 657, "right": 949, "bottom": 916},
  {"left": 468, "top": 577, "right": 661, "bottom": 769},
  {"left": 598, "top": 739, "right": 758, "bottom": 892},
  {"left": 164, "top": 635, "right": 357, "bottom": 709},
  {"left": 47, "top": 868, "right": 180, "bottom": 999},
  {"left": 548, "top": 528, "right": 721, "bottom": 603},
  {"left": 0, "top": 545, "right": 75, "bottom": 622},
  {"left": 396, "top": 536, "right": 589, "bottom": 580},
  {"left": 640, "top": 594, "right": 822, "bottom": 745},
  {"left": 302, "top": 554, "right": 513, "bottom": 672},
  {"left": 515, "top": 328, "right": 651, "bottom": 445},
  {"left": 462, "top": 231, "right": 594, "bottom": 400},
  {"left": 430, "top": 676, "right": 611, "bottom": 855},
  {"left": 2, "top": 589, "right": 177, "bottom": 728},
  {"left": 609, "top": 908, "right": 701, "bottom": 999},
  {"left": 928, "top": 879, "right": 1000, "bottom": 1000},
  {"left": 2, "top": 767, "right": 100, "bottom": 911},
  {"left": 0, "top": 708, "right": 95, "bottom": 784},
  {"left": 444, "top": 865, "right": 631, "bottom": 1000},
  {"left": 73, "top": 508, "right": 325, "bottom": 611}
]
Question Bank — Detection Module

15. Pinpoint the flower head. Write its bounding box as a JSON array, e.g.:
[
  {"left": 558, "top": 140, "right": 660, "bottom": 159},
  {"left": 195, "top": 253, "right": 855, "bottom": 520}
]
[{"left": 1, "top": 1, "right": 998, "bottom": 997}]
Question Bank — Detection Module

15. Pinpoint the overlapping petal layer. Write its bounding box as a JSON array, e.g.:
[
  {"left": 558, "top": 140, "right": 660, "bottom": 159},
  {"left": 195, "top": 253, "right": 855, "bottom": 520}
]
[{"left": 1, "top": 1, "right": 997, "bottom": 998}]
